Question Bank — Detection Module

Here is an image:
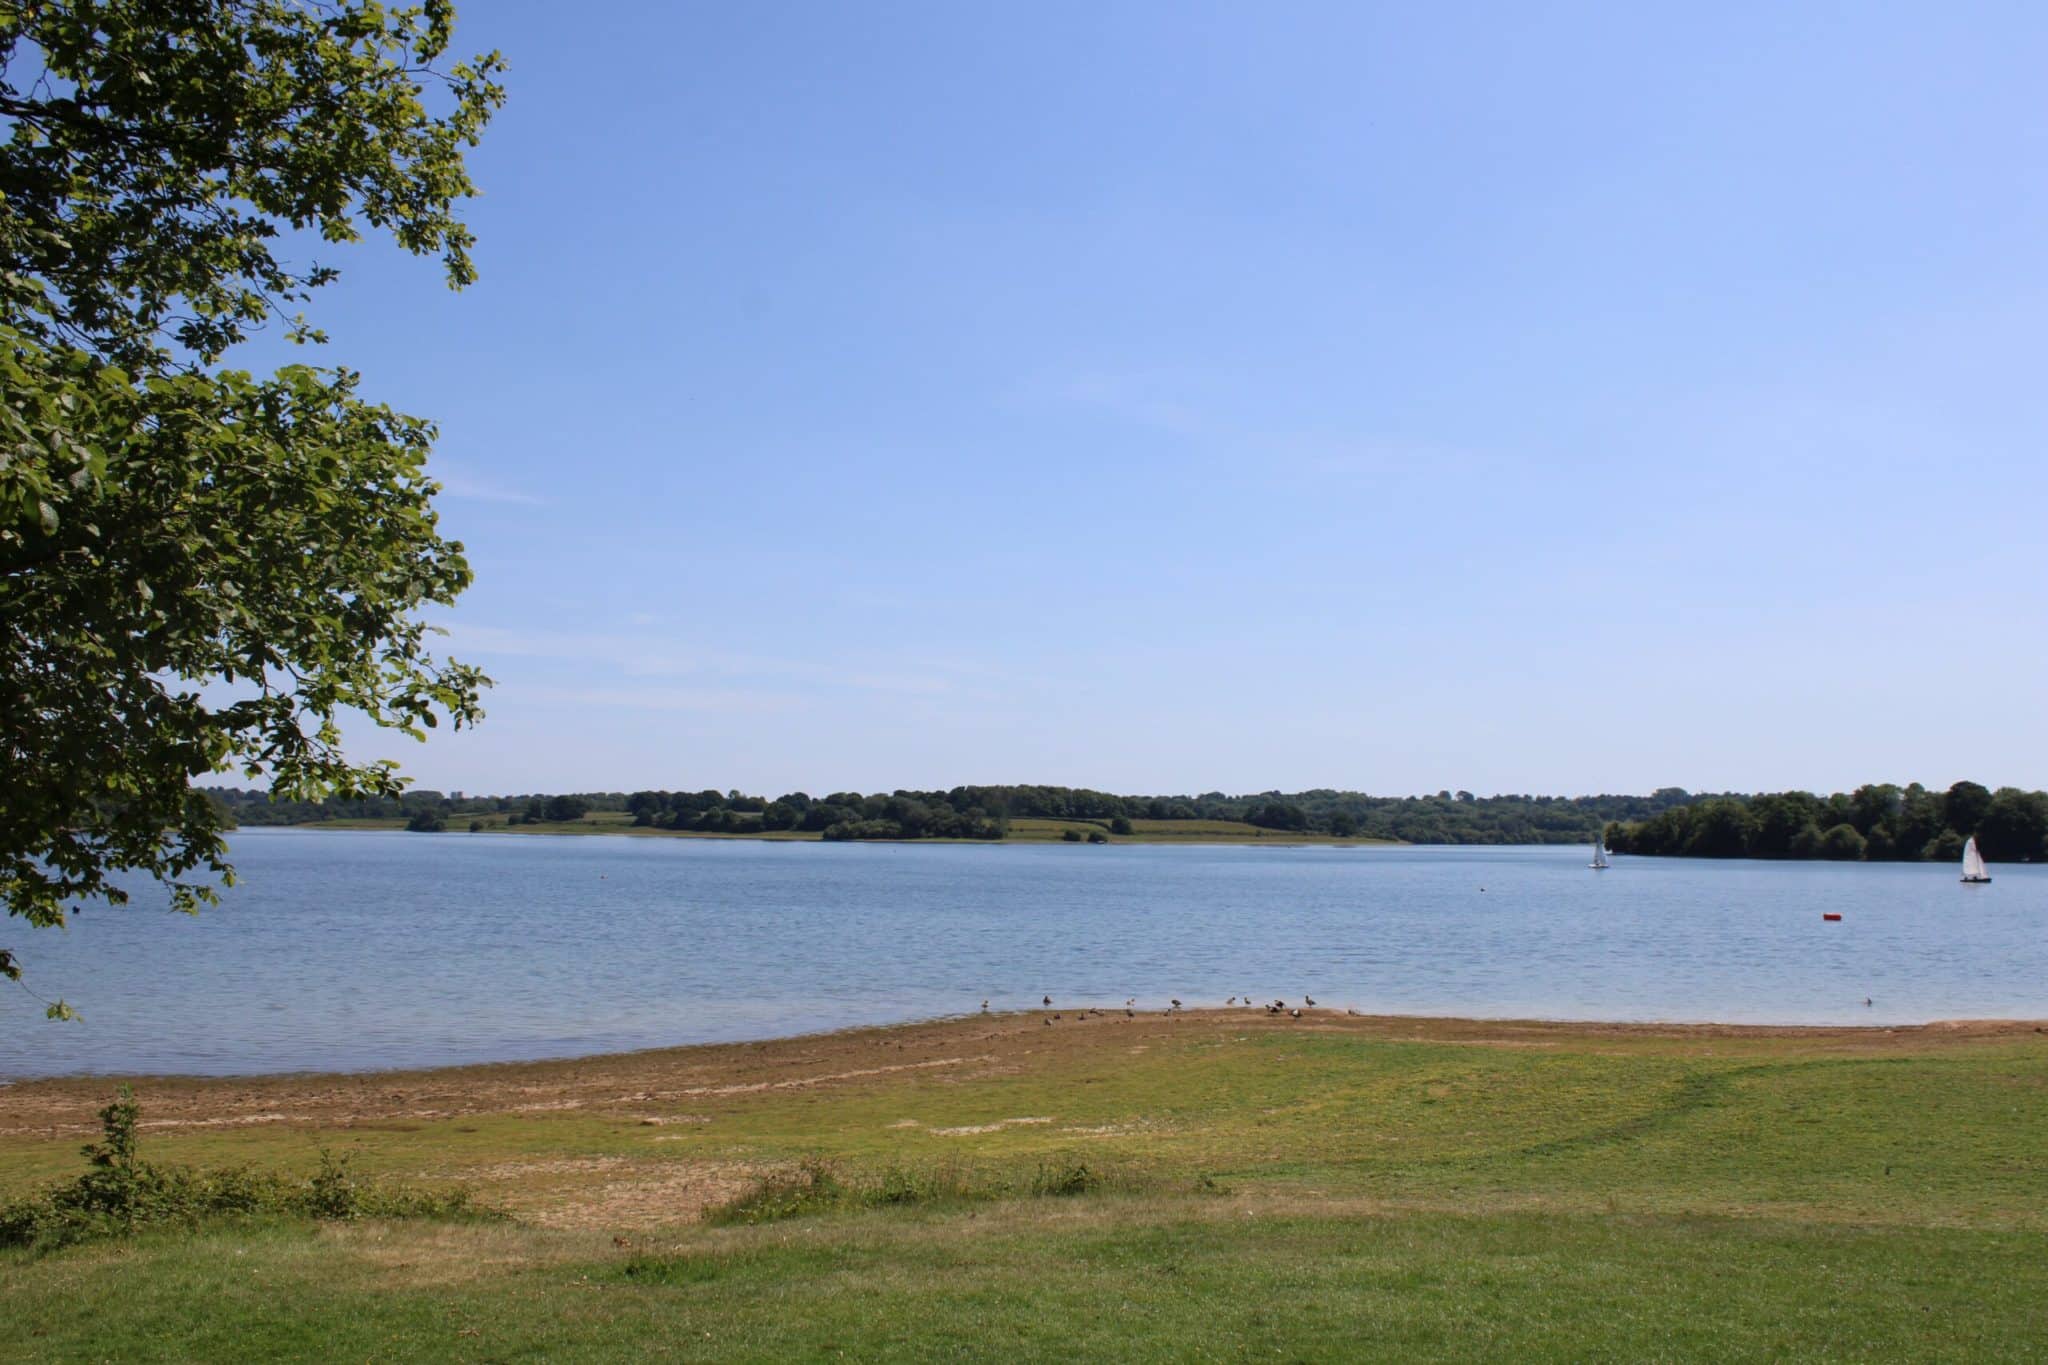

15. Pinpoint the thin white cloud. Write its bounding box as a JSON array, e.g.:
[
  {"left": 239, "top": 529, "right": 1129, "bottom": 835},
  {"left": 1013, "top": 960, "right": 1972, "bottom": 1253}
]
[
  {"left": 515, "top": 685, "right": 800, "bottom": 714},
  {"left": 440, "top": 622, "right": 985, "bottom": 698},
  {"left": 433, "top": 467, "right": 546, "bottom": 505},
  {"left": 847, "top": 672, "right": 952, "bottom": 696},
  {"left": 1045, "top": 373, "right": 1209, "bottom": 437}
]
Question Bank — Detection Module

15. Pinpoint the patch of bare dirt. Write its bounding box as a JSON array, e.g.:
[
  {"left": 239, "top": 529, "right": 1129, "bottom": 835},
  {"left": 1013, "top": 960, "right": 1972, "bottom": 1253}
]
[{"left": 475, "top": 1158, "right": 766, "bottom": 1230}]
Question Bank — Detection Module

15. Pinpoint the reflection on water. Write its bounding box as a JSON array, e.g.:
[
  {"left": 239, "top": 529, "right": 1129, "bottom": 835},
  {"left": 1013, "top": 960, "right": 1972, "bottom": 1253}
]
[{"left": 4, "top": 830, "right": 2043, "bottom": 1077}]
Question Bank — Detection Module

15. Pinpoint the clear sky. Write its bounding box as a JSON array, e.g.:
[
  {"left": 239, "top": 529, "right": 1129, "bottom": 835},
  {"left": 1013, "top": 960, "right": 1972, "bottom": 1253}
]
[{"left": 297, "top": 1, "right": 2048, "bottom": 798}]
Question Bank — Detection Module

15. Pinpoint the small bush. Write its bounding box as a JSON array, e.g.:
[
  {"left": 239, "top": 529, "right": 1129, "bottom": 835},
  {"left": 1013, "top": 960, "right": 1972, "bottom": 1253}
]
[
  {"left": 1031, "top": 1161, "right": 1101, "bottom": 1197},
  {"left": 0, "top": 1088, "right": 494, "bottom": 1252},
  {"left": 1060, "top": 829, "right": 1082, "bottom": 842},
  {"left": 704, "top": 1159, "right": 847, "bottom": 1226},
  {"left": 704, "top": 1158, "right": 1132, "bottom": 1226}
]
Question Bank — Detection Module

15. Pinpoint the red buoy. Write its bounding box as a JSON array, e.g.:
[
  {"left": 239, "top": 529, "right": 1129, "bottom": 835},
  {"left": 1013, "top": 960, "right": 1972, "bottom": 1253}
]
[{"left": 1822, "top": 913, "right": 1842, "bottom": 922}]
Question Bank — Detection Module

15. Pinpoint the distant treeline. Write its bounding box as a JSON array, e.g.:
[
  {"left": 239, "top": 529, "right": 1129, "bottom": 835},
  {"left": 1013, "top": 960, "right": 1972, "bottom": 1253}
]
[
  {"left": 1605, "top": 782, "right": 2048, "bottom": 863},
  {"left": 202, "top": 785, "right": 1700, "bottom": 844}
]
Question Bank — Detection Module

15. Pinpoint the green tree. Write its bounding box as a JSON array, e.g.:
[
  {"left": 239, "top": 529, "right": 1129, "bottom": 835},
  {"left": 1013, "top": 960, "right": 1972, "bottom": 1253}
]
[
  {"left": 1682, "top": 799, "right": 1756, "bottom": 857},
  {"left": 543, "top": 795, "right": 589, "bottom": 824},
  {"left": 1848, "top": 784, "right": 1901, "bottom": 836},
  {"left": 2, "top": 1, "right": 506, "bottom": 1009},
  {"left": 1108, "top": 816, "right": 1133, "bottom": 836},
  {"left": 1922, "top": 828, "right": 1965, "bottom": 863},
  {"left": 1976, "top": 788, "right": 2048, "bottom": 863},
  {"left": 1818, "top": 823, "right": 1868, "bottom": 860},
  {"left": 1943, "top": 782, "right": 1992, "bottom": 835}
]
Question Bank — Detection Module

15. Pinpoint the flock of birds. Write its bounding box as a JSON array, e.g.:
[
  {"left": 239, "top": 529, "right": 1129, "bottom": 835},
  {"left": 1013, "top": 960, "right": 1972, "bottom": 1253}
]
[{"left": 977, "top": 994, "right": 1361, "bottom": 1024}]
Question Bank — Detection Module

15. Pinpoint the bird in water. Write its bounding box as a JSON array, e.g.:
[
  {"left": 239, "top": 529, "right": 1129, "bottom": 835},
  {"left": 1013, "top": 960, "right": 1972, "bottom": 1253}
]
[
  {"left": 1043, "top": 995, "right": 1052, "bottom": 1007},
  {"left": 1227, "top": 996, "right": 1237, "bottom": 1006},
  {"left": 1170, "top": 998, "right": 1182, "bottom": 1010},
  {"left": 981, "top": 1000, "right": 989, "bottom": 1012},
  {"left": 1864, "top": 997, "right": 1873, "bottom": 1007}
]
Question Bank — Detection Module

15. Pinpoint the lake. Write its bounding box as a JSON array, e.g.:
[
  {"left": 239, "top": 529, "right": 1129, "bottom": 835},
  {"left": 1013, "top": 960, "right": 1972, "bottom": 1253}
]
[{"left": 4, "top": 830, "right": 2044, "bottom": 1078}]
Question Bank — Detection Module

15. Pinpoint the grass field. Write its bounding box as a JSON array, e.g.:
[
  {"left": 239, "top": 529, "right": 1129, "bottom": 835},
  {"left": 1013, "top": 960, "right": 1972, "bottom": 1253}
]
[
  {"left": 287, "top": 812, "right": 1398, "bottom": 845},
  {"left": 3, "top": 1011, "right": 2045, "bottom": 1359}
]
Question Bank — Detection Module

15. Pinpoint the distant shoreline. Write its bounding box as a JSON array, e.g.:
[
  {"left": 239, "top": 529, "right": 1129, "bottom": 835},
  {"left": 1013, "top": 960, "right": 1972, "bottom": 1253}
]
[{"left": 248, "top": 820, "right": 1407, "bottom": 848}]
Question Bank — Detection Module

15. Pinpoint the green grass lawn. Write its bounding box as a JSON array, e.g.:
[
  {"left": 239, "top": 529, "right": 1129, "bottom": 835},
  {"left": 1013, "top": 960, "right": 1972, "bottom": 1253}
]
[{"left": 5, "top": 1016, "right": 2044, "bottom": 1359}]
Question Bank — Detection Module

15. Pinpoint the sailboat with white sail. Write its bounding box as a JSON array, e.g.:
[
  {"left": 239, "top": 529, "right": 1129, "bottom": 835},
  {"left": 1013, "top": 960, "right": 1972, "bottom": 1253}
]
[
  {"left": 1960, "top": 836, "right": 1991, "bottom": 884},
  {"left": 1590, "top": 837, "right": 1610, "bottom": 870}
]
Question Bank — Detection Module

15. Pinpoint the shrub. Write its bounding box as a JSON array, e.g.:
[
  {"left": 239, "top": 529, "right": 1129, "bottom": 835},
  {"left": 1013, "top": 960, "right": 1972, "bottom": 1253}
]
[
  {"left": 0, "top": 1089, "right": 494, "bottom": 1251},
  {"left": 1060, "top": 829, "right": 1082, "bottom": 842},
  {"left": 704, "top": 1158, "right": 1133, "bottom": 1227},
  {"left": 544, "top": 795, "right": 590, "bottom": 822},
  {"left": 1031, "top": 1161, "right": 1101, "bottom": 1197}
]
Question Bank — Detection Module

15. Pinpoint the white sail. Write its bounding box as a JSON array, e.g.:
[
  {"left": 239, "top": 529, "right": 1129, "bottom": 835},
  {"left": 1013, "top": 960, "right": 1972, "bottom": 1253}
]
[
  {"left": 1961, "top": 836, "right": 1989, "bottom": 882},
  {"left": 1590, "top": 838, "right": 1609, "bottom": 869}
]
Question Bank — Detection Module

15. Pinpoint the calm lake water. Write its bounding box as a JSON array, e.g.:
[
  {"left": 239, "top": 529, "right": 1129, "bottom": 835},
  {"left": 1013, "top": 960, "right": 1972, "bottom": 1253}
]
[{"left": 5, "top": 830, "right": 2045, "bottom": 1078}]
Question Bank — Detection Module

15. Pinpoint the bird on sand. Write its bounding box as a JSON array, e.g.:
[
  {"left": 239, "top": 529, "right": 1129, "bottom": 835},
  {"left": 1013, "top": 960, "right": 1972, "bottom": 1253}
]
[
  {"left": 981, "top": 999, "right": 989, "bottom": 1011},
  {"left": 1289, "top": 1008, "right": 1302, "bottom": 1019},
  {"left": 1170, "top": 998, "right": 1182, "bottom": 1010},
  {"left": 1305, "top": 996, "right": 1316, "bottom": 1006},
  {"left": 1227, "top": 997, "right": 1237, "bottom": 1006}
]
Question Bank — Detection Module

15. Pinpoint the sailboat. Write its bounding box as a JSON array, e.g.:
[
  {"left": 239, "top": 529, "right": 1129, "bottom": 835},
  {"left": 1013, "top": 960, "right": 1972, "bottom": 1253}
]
[
  {"left": 1590, "top": 837, "right": 1610, "bottom": 870},
  {"left": 1960, "top": 836, "right": 1992, "bottom": 884}
]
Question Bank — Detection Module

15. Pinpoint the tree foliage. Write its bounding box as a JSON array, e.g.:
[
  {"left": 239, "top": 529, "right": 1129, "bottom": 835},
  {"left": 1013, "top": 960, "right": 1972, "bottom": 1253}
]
[
  {"left": 1607, "top": 781, "right": 2048, "bottom": 864},
  {"left": 2, "top": 1, "right": 504, "bottom": 996},
  {"left": 210, "top": 783, "right": 1704, "bottom": 846}
]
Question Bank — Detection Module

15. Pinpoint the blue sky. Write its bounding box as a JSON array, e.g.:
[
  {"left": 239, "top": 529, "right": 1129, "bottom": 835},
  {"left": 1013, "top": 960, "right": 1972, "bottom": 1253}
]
[{"left": 296, "top": 2, "right": 2048, "bottom": 798}]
